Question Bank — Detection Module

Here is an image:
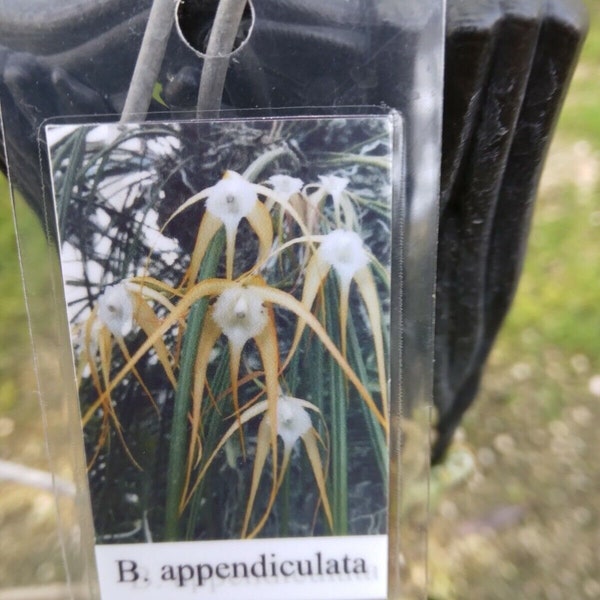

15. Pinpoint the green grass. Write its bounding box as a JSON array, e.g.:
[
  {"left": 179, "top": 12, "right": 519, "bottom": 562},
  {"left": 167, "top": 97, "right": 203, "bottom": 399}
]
[
  {"left": 0, "top": 184, "right": 33, "bottom": 419},
  {"left": 0, "top": 187, "right": 26, "bottom": 353},
  {"left": 502, "top": 183, "right": 600, "bottom": 362},
  {"left": 0, "top": 182, "right": 56, "bottom": 423},
  {"left": 555, "top": 0, "right": 600, "bottom": 142}
]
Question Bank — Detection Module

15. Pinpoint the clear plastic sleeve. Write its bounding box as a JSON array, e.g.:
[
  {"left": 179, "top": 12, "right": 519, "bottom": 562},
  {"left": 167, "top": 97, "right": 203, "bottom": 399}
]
[{"left": 0, "top": 2, "right": 445, "bottom": 598}]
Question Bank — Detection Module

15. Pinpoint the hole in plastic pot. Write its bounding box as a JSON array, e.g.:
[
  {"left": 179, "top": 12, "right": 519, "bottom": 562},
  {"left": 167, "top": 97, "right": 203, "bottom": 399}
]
[{"left": 176, "top": 0, "right": 254, "bottom": 58}]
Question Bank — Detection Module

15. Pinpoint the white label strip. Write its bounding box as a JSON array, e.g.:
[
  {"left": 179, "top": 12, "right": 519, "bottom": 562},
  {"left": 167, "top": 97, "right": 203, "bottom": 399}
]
[{"left": 95, "top": 535, "right": 387, "bottom": 600}]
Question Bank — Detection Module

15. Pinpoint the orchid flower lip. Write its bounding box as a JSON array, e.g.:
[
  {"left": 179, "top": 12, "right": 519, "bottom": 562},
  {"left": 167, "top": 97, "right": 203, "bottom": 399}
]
[
  {"left": 97, "top": 282, "right": 134, "bottom": 337},
  {"left": 205, "top": 172, "right": 258, "bottom": 231},
  {"left": 318, "top": 229, "right": 370, "bottom": 286},
  {"left": 212, "top": 286, "right": 268, "bottom": 349}
]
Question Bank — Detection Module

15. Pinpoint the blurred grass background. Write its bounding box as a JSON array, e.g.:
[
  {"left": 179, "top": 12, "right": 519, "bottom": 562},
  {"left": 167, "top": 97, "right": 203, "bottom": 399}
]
[
  {"left": 0, "top": 193, "right": 68, "bottom": 588},
  {"left": 0, "top": 1, "right": 599, "bottom": 597}
]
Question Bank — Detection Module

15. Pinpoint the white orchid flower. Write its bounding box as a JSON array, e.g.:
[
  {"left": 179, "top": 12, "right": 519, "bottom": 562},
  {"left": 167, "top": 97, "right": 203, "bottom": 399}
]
[
  {"left": 187, "top": 390, "right": 332, "bottom": 539},
  {"left": 79, "top": 278, "right": 179, "bottom": 467},
  {"left": 318, "top": 229, "right": 370, "bottom": 290},
  {"left": 288, "top": 229, "right": 388, "bottom": 427},
  {"left": 97, "top": 283, "right": 134, "bottom": 337},
  {"left": 317, "top": 174, "right": 349, "bottom": 203},
  {"left": 206, "top": 174, "right": 258, "bottom": 233},
  {"left": 241, "top": 393, "right": 332, "bottom": 538},
  {"left": 265, "top": 175, "right": 306, "bottom": 229},
  {"left": 212, "top": 286, "right": 269, "bottom": 350},
  {"left": 303, "top": 174, "right": 357, "bottom": 230},
  {"left": 268, "top": 174, "right": 304, "bottom": 199},
  {"left": 165, "top": 170, "right": 273, "bottom": 281},
  {"left": 272, "top": 394, "right": 313, "bottom": 449}
]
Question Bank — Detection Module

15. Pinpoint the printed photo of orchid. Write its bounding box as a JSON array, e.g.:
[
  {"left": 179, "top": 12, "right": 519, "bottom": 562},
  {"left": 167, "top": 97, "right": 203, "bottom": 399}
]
[{"left": 47, "top": 116, "right": 397, "bottom": 543}]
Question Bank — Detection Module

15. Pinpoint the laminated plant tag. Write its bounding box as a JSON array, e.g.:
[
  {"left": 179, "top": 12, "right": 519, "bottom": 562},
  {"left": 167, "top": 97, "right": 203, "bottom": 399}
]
[{"left": 46, "top": 114, "right": 401, "bottom": 600}]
